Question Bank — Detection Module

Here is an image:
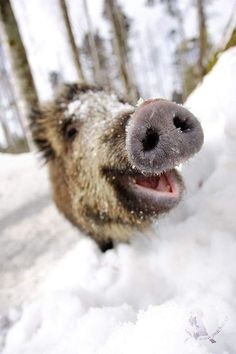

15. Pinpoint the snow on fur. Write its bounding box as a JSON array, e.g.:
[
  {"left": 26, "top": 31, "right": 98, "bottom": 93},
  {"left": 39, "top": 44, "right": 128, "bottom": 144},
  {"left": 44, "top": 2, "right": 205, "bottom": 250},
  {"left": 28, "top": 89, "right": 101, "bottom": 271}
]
[
  {"left": 65, "top": 91, "right": 133, "bottom": 121},
  {"left": 1, "top": 48, "right": 236, "bottom": 354}
]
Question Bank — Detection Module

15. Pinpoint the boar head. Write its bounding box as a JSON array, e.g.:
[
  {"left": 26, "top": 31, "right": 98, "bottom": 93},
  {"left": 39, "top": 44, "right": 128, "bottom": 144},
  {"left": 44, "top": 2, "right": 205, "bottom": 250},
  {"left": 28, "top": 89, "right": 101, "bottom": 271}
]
[{"left": 31, "top": 84, "right": 203, "bottom": 251}]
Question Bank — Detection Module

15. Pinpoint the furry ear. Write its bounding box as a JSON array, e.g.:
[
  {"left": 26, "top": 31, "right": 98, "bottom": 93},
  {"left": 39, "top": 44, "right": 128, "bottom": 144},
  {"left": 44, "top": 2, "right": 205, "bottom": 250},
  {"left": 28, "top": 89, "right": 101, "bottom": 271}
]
[
  {"left": 29, "top": 107, "right": 55, "bottom": 161},
  {"left": 55, "top": 82, "right": 102, "bottom": 105},
  {"left": 29, "top": 83, "right": 101, "bottom": 161}
]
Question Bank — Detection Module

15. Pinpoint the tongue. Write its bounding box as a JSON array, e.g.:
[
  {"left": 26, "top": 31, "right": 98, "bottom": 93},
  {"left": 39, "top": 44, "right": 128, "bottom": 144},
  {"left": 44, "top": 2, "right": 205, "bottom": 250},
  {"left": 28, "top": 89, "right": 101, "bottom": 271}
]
[
  {"left": 137, "top": 176, "right": 159, "bottom": 189},
  {"left": 157, "top": 174, "right": 171, "bottom": 192},
  {"left": 135, "top": 173, "right": 172, "bottom": 192}
]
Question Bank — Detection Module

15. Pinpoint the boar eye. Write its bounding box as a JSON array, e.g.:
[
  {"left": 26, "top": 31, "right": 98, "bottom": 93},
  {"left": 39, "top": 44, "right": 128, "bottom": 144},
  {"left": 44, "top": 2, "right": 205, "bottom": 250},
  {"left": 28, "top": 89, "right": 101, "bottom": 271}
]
[
  {"left": 63, "top": 119, "right": 80, "bottom": 141},
  {"left": 66, "top": 126, "right": 78, "bottom": 140}
]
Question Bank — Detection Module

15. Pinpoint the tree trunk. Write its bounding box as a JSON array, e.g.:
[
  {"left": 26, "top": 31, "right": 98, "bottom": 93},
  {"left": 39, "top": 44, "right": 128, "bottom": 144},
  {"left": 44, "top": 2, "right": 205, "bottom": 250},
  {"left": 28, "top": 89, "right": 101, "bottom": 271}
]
[
  {"left": 82, "top": 0, "right": 102, "bottom": 86},
  {"left": 221, "top": 6, "right": 236, "bottom": 52},
  {"left": 59, "top": 0, "right": 85, "bottom": 82},
  {"left": 105, "top": 0, "right": 139, "bottom": 103},
  {"left": 0, "top": 0, "right": 39, "bottom": 150},
  {"left": 196, "top": 0, "right": 208, "bottom": 79},
  {"left": 206, "top": 7, "right": 236, "bottom": 74},
  {"left": 0, "top": 57, "right": 29, "bottom": 151},
  {"left": 0, "top": 116, "right": 14, "bottom": 148}
]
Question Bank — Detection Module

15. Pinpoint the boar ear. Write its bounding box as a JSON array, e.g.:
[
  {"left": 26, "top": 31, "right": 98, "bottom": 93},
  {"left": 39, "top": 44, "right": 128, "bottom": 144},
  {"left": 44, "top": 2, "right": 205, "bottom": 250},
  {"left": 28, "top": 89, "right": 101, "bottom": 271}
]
[
  {"left": 29, "top": 106, "right": 55, "bottom": 161},
  {"left": 58, "top": 83, "right": 79, "bottom": 101},
  {"left": 56, "top": 82, "right": 102, "bottom": 103}
]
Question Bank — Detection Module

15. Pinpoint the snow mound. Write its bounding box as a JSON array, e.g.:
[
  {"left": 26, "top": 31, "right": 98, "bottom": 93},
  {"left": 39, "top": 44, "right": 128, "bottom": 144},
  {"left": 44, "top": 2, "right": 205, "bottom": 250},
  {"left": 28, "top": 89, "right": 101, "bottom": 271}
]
[{"left": 1, "top": 48, "right": 236, "bottom": 353}]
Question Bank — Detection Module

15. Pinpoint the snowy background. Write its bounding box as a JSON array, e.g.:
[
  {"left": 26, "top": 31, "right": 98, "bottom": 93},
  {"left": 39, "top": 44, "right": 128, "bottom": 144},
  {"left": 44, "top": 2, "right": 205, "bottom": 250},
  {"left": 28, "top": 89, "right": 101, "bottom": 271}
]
[
  {"left": 1, "top": 0, "right": 236, "bottom": 148},
  {"left": 10, "top": 0, "right": 236, "bottom": 100},
  {"left": 1, "top": 47, "right": 236, "bottom": 354}
]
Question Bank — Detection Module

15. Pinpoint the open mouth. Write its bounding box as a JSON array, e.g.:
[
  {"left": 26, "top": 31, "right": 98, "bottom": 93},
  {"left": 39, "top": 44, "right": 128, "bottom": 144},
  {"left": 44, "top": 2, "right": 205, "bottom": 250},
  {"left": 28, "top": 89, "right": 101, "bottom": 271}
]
[
  {"left": 104, "top": 166, "right": 184, "bottom": 215},
  {"left": 127, "top": 170, "right": 179, "bottom": 197},
  {"left": 123, "top": 168, "right": 183, "bottom": 214}
]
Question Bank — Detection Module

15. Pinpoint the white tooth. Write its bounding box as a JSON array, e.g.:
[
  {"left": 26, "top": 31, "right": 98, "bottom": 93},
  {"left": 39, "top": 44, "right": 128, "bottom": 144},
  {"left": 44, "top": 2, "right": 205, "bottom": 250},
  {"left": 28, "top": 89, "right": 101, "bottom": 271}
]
[
  {"left": 136, "top": 97, "right": 144, "bottom": 106},
  {"left": 176, "top": 164, "right": 183, "bottom": 172}
]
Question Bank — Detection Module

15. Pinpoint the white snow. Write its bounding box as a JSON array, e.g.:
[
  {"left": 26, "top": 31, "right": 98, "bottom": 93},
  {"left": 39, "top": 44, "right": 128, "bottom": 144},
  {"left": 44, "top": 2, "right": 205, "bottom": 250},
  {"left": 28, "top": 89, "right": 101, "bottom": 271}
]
[
  {"left": 65, "top": 91, "right": 134, "bottom": 121},
  {"left": 1, "top": 48, "right": 236, "bottom": 353}
]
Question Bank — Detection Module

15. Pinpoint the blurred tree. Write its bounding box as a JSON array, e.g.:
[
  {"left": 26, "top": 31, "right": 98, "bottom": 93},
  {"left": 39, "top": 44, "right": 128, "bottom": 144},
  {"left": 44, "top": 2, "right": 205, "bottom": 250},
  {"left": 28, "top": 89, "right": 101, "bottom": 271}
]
[
  {"left": 0, "top": 43, "right": 21, "bottom": 151},
  {"left": 207, "top": 7, "right": 236, "bottom": 73},
  {"left": 224, "top": 27, "right": 236, "bottom": 51},
  {"left": 104, "top": 0, "right": 139, "bottom": 103},
  {"left": 0, "top": 115, "right": 14, "bottom": 149},
  {"left": 49, "top": 71, "right": 64, "bottom": 97},
  {"left": 148, "top": 0, "right": 213, "bottom": 99},
  {"left": 93, "top": 32, "right": 113, "bottom": 90},
  {"left": 146, "top": 0, "right": 156, "bottom": 6},
  {"left": 196, "top": 0, "right": 209, "bottom": 79},
  {"left": 0, "top": 74, "right": 29, "bottom": 153},
  {"left": 165, "top": 0, "right": 187, "bottom": 101},
  {"left": 0, "top": 0, "right": 39, "bottom": 150},
  {"left": 82, "top": 0, "right": 102, "bottom": 86},
  {"left": 59, "top": 0, "right": 85, "bottom": 82},
  {"left": 82, "top": 31, "right": 113, "bottom": 90}
]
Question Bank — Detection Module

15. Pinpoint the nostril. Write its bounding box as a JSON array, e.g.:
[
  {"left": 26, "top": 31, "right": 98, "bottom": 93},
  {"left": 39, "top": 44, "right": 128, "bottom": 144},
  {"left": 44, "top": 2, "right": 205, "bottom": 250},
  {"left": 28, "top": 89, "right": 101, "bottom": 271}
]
[
  {"left": 173, "top": 115, "right": 191, "bottom": 132},
  {"left": 142, "top": 128, "right": 159, "bottom": 151}
]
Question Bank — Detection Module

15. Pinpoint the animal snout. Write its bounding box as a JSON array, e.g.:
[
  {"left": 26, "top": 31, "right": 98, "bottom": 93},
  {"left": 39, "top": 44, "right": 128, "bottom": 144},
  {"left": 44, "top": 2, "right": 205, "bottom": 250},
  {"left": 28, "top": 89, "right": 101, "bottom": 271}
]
[
  {"left": 141, "top": 106, "right": 195, "bottom": 152},
  {"left": 126, "top": 99, "right": 204, "bottom": 173}
]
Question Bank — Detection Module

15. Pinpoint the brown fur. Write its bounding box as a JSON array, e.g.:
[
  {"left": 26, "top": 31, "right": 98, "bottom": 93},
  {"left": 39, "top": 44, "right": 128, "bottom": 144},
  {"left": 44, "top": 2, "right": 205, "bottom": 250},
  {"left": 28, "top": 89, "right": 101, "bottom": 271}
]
[
  {"left": 31, "top": 84, "right": 152, "bottom": 247},
  {"left": 30, "top": 83, "right": 202, "bottom": 249}
]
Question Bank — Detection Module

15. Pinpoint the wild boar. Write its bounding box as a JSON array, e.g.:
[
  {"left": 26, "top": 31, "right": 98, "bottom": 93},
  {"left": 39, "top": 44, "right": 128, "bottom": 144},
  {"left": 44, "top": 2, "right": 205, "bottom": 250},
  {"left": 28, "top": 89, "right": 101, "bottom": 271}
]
[{"left": 30, "top": 83, "right": 203, "bottom": 251}]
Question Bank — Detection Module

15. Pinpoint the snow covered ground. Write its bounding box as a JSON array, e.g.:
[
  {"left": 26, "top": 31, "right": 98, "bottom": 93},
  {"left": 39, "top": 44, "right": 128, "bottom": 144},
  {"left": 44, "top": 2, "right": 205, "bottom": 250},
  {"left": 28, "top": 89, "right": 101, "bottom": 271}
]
[{"left": 1, "top": 48, "right": 236, "bottom": 353}]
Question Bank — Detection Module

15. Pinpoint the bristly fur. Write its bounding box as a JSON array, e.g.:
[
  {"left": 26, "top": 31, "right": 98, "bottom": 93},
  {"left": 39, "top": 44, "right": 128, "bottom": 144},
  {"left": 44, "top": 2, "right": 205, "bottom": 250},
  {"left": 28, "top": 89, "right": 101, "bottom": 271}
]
[
  {"left": 29, "top": 83, "right": 143, "bottom": 245},
  {"left": 30, "top": 83, "right": 102, "bottom": 161},
  {"left": 30, "top": 107, "right": 55, "bottom": 161},
  {"left": 55, "top": 83, "right": 103, "bottom": 105},
  {"left": 29, "top": 83, "right": 203, "bottom": 248}
]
